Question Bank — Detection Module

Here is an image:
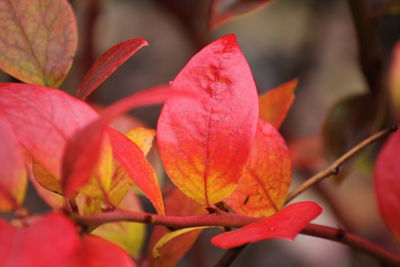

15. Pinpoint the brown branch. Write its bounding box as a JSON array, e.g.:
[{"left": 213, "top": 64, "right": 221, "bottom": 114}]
[
  {"left": 73, "top": 209, "right": 400, "bottom": 266},
  {"left": 303, "top": 223, "right": 400, "bottom": 266},
  {"left": 286, "top": 126, "right": 395, "bottom": 203}
]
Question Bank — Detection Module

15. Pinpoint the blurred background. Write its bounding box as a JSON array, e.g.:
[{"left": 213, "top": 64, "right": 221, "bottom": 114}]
[{"left": 2, "top": 0, "right": 400, "bottom": 266}]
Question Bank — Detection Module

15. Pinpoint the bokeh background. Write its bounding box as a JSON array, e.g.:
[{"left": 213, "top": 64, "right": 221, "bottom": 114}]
[{"left": 2, "top": 0, "right": 400, "bottom": 266}]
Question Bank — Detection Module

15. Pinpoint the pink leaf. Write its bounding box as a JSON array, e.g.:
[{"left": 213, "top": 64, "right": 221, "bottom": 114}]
[
  {"left": 75, "top": 38, "right": 148, "bottom": 100},
  {"left": 62, "top": 235, "right": 135, "bottom": 267},
  {"left": 157, "top": 34, "right": 259, "bottom": 205},
  {"left": 0, "top": 83, "right": 97, "bottom": 192},
  {"left": 374, "top": 128, "right": 400, "bottom": 241},
  {"left": 211, "top": 201, "right": 322, "bottom": 249},
  {"left": 0, "top": 213, "right": 79, "bottom": 267}
]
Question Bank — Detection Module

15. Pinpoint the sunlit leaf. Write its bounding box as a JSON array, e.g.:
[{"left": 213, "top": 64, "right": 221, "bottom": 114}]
[
  {"left": 374, "top": 128, "right": 400, "bottom": 241},
  {"left": 0, "top": 0, "right": 77, "bottom": 87},
  {"left": 225, "top": 119, "right": 291, "bottom": 217},
  {"left": 157, "top": 34, "right": 259, "bottom": 205},
  {"left": 211, "top": 201, "right": 322, "bottom": 248},
  {"left": 0, "top": 117, "right": 27, "bottom": 211},
  {"left": 259, "top": 79, "right": 298, "bottom": 129},
  {"left": 209, "top": 0, "right": 270, "bottom": 28},
  {"left": 92, "top": 189, "right": 145, "bottom": 257},
  {"left": 75, "top": 38, "right": 148, "bottom": 100},
  {"left": 0, "top": 213, "right": 79, "bottom": 267},
  {"left": 125, "top": 127, "right": 156, "bottom": 156}
]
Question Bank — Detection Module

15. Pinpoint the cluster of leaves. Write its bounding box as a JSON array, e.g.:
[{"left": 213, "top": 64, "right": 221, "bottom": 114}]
[{"left": 0, "top": 0, "right": 399, "bottom": 266}]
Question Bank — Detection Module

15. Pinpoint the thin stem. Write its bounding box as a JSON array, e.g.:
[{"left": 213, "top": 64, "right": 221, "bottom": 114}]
[
  {"left": 73, "top": 209, "right": 400, "bottom": 266},
  {"left": 214, "top": 245, "right": 246, "bottom": 267},
  {"left": 286, "top": 126, "right": 395, "bottom": 203},
  {"left": 347, "top": 0, "right": 383, "bottom": 96},
  {"left": 303, "top": 223, "right": 400, "bottom": 266}
]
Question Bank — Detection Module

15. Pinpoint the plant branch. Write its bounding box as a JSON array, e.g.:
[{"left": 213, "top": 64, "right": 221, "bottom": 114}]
[
  {"left": 214, "top": 245, "right": 246, "bottom": 267},
  {"left": 73, "top": 209, "right": 400, "bottom": 266},
  {"left": 286, "top": 126, "right": 395, "bottom": 203},
  {"left": 347, "top": 0, "right": 383, "bottom": 96},
  {"left": 303, "top": 223, "right": 400, "bottom": 266}
]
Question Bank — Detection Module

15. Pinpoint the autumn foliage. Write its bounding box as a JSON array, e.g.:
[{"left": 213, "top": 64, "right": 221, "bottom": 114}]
[{"left": 0, "top": 0, "right": 399, "bottom": 266}]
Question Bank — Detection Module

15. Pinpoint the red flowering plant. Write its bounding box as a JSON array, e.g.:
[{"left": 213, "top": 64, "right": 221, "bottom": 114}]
[{"left": 0, "top": 1, "right": 399, "bottom": 266}]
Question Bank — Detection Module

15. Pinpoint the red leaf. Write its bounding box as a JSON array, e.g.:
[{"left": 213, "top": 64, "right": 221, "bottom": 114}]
[
  {"left": 225, "top": 119, "right": 291, "bottom": 217},
  {"left": 0, "top": 0, "right": 77, "bottom": 87},
  {"left": 0, "top": 213, "right": 79, "bottom": 267},
  {"left": 75, "top": 38, "right": 148, "bottom": 100},
  {"left": 209, "top": 0, "right": 270, "bottom": 29},
  {"left": 0, "top": 83, "right": 97, "bottom": 192},
  {"left": 0, "top": 117, "right": 27, "bottom": 211},
  {"left": 62, "top": 85, "right": 181, "bottom": 197},
  {"left": 157, "top": 34, "right": 259, "bottom": 205},
  {"left": 108, "top": 128, "right": 165, "bottom": 214},
  {"left": 375, "top": 128, "right": 400, "bottom": 241},
  {"left": 211, "top": 201, "right": 322, "bottom": 249},
  {"left": 63, "top": 235, "right": 135, "bottom": 267}
]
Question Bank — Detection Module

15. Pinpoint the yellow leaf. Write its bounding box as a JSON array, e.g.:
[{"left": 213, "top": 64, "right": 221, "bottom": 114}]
[
  {"left": 92, "top": 189, "right": 145, "bottom": 257},
  {"left": 259, "top": 79, "right": 298, "bottom": 129},
  {"left": 125, "top": 127, "right": 156, "bottom": 156}
]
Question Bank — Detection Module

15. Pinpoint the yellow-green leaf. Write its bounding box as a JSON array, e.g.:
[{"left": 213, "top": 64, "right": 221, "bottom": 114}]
[
  {"left": 153, "top": 227, "right": 208, "bottom": 259},
  {"left": 0, "top": 0, "right": 78, "bottom": 87},
  {"left": 92, "top": 189, "right": 145, "bottom": 257}
]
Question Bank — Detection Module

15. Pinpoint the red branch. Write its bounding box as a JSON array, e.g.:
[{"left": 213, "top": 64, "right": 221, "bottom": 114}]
[{"left": 74, "top": 209, "right": 400, "bottom": 266}]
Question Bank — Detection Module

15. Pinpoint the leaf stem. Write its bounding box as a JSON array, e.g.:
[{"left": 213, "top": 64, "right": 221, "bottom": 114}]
[
  {"left": 73, "top": 209, "right": 400, "bottom": 266},
  {"left": 285, "top": 126, "right": 395, "bottom": 203}
]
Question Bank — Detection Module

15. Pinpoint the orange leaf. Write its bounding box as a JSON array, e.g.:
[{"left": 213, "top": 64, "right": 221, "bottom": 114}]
[
  {"left": 125, "top": 127, "right": 156, "bottom": 156},
  {"left": 374, "top": 128, "right": 400, "bottom": 241},
  {"left": 225, "top": 119, "right": 291, "bottom": 217},
  {"left": 0, "top": 117, "right": 27, "bottom": 211},
  {"left": 28, "top": 163, "right": 64, "bottom": 210},
  {"left": 148, "top": 188, "right": 205, "bottom": 267},
  {"left": 259, "top": 79, "right": 298, "bottom": 129},
  {"left": 157, "top": 34, "right": 259, "bottom": 205},
  {"left": 75, "top": 38, "right": 148, "bottom": 100},
  {"left": 0, "top": 0, "right": 77, "bottom": 87}
]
